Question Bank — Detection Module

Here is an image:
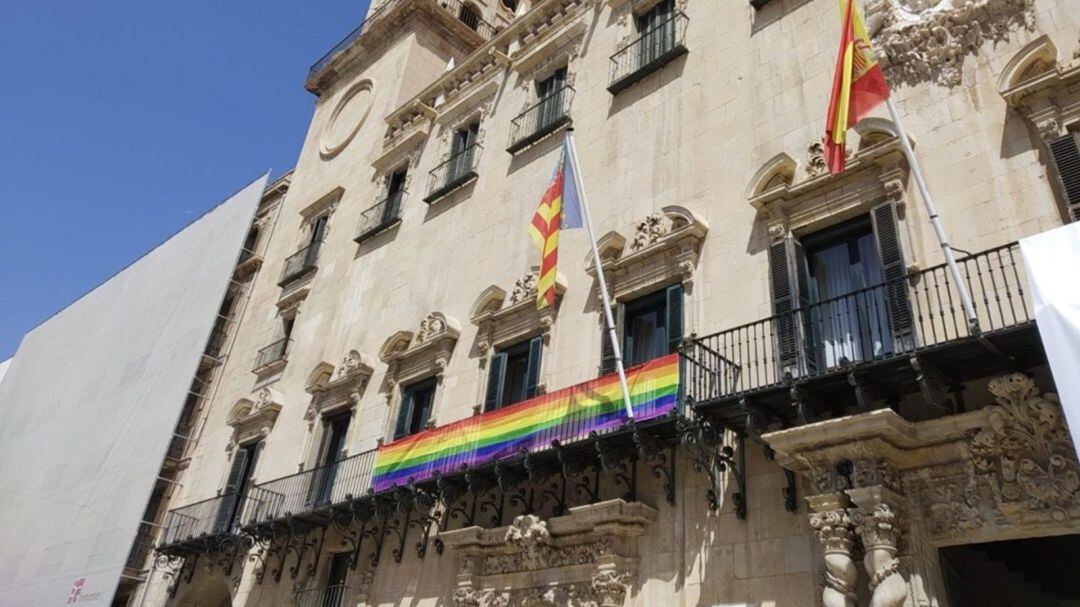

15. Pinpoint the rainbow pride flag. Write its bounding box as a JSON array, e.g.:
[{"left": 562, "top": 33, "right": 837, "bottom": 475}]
[{"left": 371, "top": 354, "right": 680, "bottom": 492}]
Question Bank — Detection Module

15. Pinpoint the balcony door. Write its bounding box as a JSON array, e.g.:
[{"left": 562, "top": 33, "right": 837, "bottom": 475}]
[
  {"left": 385, "top": 168, "right": 407, "bottom": 223},
  {"left": 450, "top": 123, "right": 479, "bottom": 183},
  {"left": 311, "top": 412, "right": 350, "bottom": 507},
  {"left": 535, "top": 68, "right": 567, "bottom": 131},
  {"left": 637, "top": 0, "right": 675, "bottom": 68},
  {"left": 213, "top": 442, "right": 260, "bottom": 534},
  {"left": 323, "top": 552, "right": 351, "bottom": 607}
]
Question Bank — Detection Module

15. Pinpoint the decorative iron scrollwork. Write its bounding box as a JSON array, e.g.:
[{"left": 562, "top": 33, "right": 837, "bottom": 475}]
[
  {"left": 553, "top": 439, "right": 600, "bottom": 504},
  {"left": 596, "top": 438, "right": 637, "bottom": 502},
  {"left": 677, "top": 413, "right": 747, "bottom": 519},
  {"left": 632, "top": 424, "right": 677, "bottom": 506}
]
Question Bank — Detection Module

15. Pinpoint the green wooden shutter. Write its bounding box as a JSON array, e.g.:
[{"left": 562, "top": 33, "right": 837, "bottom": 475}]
[
  {"left": 393, "top": 391, "right": 414, "bottom": 440},
  {"left": 666, "top": 283, "right": 684, "bottom": 354},
  {"left": 525, "top": 336, "right": 544, "bottom": 399},
  {"left": 484, "top": 351, "right": 508, "bottom": 412},
  {"left": 599, "top": 304, "right": 624, "bottom": 376},
  {"left": 1047, "top": 133, "right": 1080, "bottom": 222},
  {"left": 870, "top": 200, "right": 914, "bottom": 346}
]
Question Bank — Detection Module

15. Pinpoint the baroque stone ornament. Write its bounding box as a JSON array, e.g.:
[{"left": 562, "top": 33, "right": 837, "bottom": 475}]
[
  {"left": 806, "top": 141, "right": 827, "bottom": 177},
  {"left": 629, "top": 212, "right": 668, "bottom": 252},
  {"left": 508, "top": 271, "right": 540, "bottom": 305},
  {"left": 504, "top": 514, "right": 552, "bottom": 569},
  {"left": 864, "top": 0, "right": 1035, "bottom": 86},
  {"left": 972, "top": 373, "right": 1080, "bottom": 520},
  {"left": 853, "top": 503, "right": 907, "bottom": 607},
  {"left": 809, "top": 509, "right": 858, "bottom": 607},
  {"left": 590, "top": 569, "right": 630, "bottom": 607}
]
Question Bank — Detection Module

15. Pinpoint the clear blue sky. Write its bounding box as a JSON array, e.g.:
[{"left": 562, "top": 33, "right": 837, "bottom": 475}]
[{"left": 0, "top": 0, "right": 369, "bottom": 359}]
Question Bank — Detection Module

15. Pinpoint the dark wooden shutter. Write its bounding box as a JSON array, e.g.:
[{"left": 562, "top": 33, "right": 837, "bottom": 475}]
[
  {"left": 1047, "top": 133, "right": 1080, "bottom": 222},
  {"left": 769, "top": 241, "right": 799, "bottom": 376},
  {"left": 394, "top": 391, "right": 414, "bottom": 440},
  {"left": 871, "top": 200, "right": 914, "bottom": 346},
  {"left": 484, "top": 351, "right": 507, "bottom": 412},
  {"left": 666, "top": 283, "right": 684, "bottom": 354},
  {"left": 524, "top": 336, "right": 543, "bottom": 399},
  {"left": 213, "top": 448, "right": 250, "bottom": 533},
  {"left": 599, "top": 304, "right": 624, "bottom": 376}
]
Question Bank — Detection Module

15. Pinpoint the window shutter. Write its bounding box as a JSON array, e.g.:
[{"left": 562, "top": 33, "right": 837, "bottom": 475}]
[
  {"left": 525, "top": 336, "right": 544, "bottom": 399},
  {"left": 791, "top": 239, "right": 817, "bottom": 374},
  {"left": 1047, "top": 133, "right": 1080, "bottom": 222},
  {"left": 415, "top": 389, "right": 434, "bottom": 431},
  {"left": 769, "top": 240, "right": 799, "bottom": 375},
  {"left": 870, "top": 200, "right": 915, "bottom": 346},
  {"left": 599, "top": 304, "right": 624, "bottom": 376},
  {"left": 484, "top": 351, "right": 508, "bottom": 412},
  {"left": 666, "top": 283, "right": 684, "bottom": 354},
  {"left": 393, "top": 391, "right": 414, "bottom": 440},
  {"left": 222, "top": 448, "right": 249, "bottom": 496}
]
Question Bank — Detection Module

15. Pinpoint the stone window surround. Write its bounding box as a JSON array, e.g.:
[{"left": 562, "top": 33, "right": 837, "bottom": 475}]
[
  {"left": 434, "top": 89, "right": 496, "bottom": 166},
  {"left": 747, "top": 128, "right": 915, "bottom": 265},
  {"left": 586, "top": 205, "right": 707, "bottom": 305},
  {"left": 609, "top": 0, "right": 688, "bottom": 50},
  {"left": 378, "top": 312, "right": 462, "bottom": 438},
  {"left": 224, "top": 387, "right": 283, "bottom": 473},
  {"left": 469, "top": 269, "right": 566, "bottom": 410},
  {"left": 299, "top": 350, "right": 376, "bottom": 469},
  {"left": 297, "top": 186, "right": 344, "bottom": 247}
]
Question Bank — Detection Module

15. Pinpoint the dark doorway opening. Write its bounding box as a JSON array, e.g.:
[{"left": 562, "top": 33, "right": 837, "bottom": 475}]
[{"left": 940, "top": 534, "right": 1080, "bottom": 606}]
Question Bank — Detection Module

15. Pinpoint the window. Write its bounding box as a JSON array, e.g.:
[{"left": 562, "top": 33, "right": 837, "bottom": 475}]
[
  {"left": 283, "top": 316, "right": 296, "bottom": 342},
  {"left": 638, "top": 0, "right": 676, "bottom": 66},
  {"left": 601, "top": 283, "right": 683, "bottom": 373},
  {"left": 458, "top": 3, "right": 481, "bottom": 30},
  {"left": 323, "top": 552, "right": 351, "bottom": 607},
  {"left": 536, "top": 68, "right": 568, "bottom": 131},
  {"left": 501, "top": 0, "right": 518, "bottom": 12},
  {"left": 1046, "top": 132, "right": 1080, "bottom": 222},
  {"left": 213, "top": 442, "right": 260, "bottom": 534},
  {"left": 485, "top": 336, "right": 543, "bottom": 411},
  {"left": 311, "top": 412, "right": 350, "bottom": 506},
  {"left": 310, "top": 214, "right": 329, "bottom": 246},
  {"left": 385, "top": 168, "right": 407, "bottom": 221},
  {"left": 449, "top": 123, "right": 479, "bottom": 183},
  {"left": 241, "top": 226, "right": 260, "bottom": 258},
  {"left": 394, "top": 378, "right": 437, "bottom": 439},
  {"left": 769, "top": 202, "right": 911, "bottom": 378}
]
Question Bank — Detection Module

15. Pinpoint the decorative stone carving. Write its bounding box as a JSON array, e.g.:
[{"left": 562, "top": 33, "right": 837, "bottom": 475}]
[
  {"left": 852, "top": 502, "right": 907, "bottom": 607},
  {"left": 509, "top": 272, "right": 540, "bottom": 305},
  {"left": 809, "top": 509, "right": 858, "bottom": 607},
  {"left": 865, "top": 0, "right": 1035, "bottom": 87},
  {"left": 589, "top": 206, "right": 707, "bottom": 301},
  {"left": 805, "top": 141, "right": 827, "bottom": 178},
  {"left": 504, "top": 515, "right": 552, "bottom": 569},
  {"left": 590, "top": 569, "right": 630, "bottom": 607},
  {"left": 226, "top": 388, "right": 283, "bottom": 451},
  {"left": 972, "top": 373, "right": 1080, "bottom": 520},
  {"left": 471, "top": 271, "right": 563, "bottom": 362},
  {"left": 303, "top": 351, "right": 374, "bottom": 423},
  {"left": 379, "top": 313, "right": 460, "bottom": 415}
]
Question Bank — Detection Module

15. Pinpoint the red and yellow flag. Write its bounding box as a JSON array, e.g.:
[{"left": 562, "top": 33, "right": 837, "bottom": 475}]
[
  {"left": 824, "top": 0, "right": 891, "bottom": 174},
  {"left": 529, "top": 141, "right": 583, "bottom": 309}
]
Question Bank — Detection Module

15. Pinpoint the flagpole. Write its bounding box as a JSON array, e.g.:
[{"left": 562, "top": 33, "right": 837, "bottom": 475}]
[
  {"left": 884, "top": 97, "right": 980, "bottom": 333},
  {"left": 565, "top": 129, "right": 636, "bottom": 420}
]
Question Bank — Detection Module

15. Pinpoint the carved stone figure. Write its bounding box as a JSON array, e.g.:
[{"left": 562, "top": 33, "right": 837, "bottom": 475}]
[
  {"left": 809, "top": 509, "right": 858, "bottom": 607},
  {"left": 591, "top": 569, "right": 630, "bottom": 606},
  {"left": 629, "top": 212, "right": 669, "bottom": 252},
  {"left": 504, "top": 514, "right": 552, "bottom": 569},
  {"left": 416, "top": 313, "right": 448, "bottom": 344}
]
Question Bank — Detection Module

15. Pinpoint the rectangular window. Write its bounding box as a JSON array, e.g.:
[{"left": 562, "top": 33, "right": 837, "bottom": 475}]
[
  {"left": 638, "top": 0, "right": 675, "bottom": 66},
  {"left": 309, "top": 412, "right": 350, "bottom": 506},
  {"left": 450, "top": 123, "right": 480, "bottom": 182},
  {"left": 324, "top": 552, "right": 351, "bottom": 606},
  {"left": 310, "top": 214, "right": 329, "bottom": 246},
  {"left": 394, "top": 378, "right": 437, "bottom": 439},
  {"left": 535, "top": 68, "right": 568, "bottom": 130},
  {"left": 601, "top": 283, "right": 683, "bottom": 373},
  {"left": 484, "top": 336, "right": 543, "bottom": 411},
  {"left": 385, "top": 168, "right": 407, "bottom": 221},
  {"left": 213, "top": 442, "right": 259, "bottom": 533}
]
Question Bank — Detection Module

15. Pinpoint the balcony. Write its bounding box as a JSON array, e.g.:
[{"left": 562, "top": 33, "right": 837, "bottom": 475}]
[
  {"left": 507, "top": 86, "right": 574, "bottom": 154},
  {"left": 423, "top": 144, "right": 481, "bottom": 203},
  {"left": 240, "top": 449, "right": 377, "bottom": 530},
  {"left": 278, "top": 241, "right": 323, "bottom": 287},
  {"left": 682, "top": 242, "right": 1045, "bottom": 435},
  {"left": 253, "top": 338, "right": 291, "bottom": 374},
  {"left": 295, "top": 585, "right": 350, "bottom": 607},
  {"left": 306, "top": 0, "right": 495, "bottom": 95},
  {"left": 124, "top": 520, "right": 158, "bottom": 572},
  {"left": 354, "top": 192, "right": 404, "bottom": 244},
  {"left": 158, "top": 494, "right": 243, "bottom": 553},
  {"left": 608, "top": 12, "right": 689, "bottom": 95}
]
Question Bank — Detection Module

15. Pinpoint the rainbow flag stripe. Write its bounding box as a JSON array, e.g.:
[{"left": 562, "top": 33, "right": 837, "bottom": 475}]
[{"left": 371, "top": 354, "right": 680, "bottom": 492}]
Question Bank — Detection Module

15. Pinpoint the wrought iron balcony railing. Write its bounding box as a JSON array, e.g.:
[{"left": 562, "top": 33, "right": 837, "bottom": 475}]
[
  {"left": 253, "top": 338, "right": 291, "bottom": 372},
  {"left": 241, "top": 449, "right": 377, "bottom": 528},
  {"left": 125, "top": 520, "right": 158, "bottom": 571},
  {"left": 279, "top": 241, "right": 323, "bottom": 287},
  {"left": 355, "top": 192, "right": 405, "bottom": 243},
  {"left": 295, "top": 584, "right": 351, "bottom": 607},
  {"left": 159, "top": 494, "right": 243, "bottom": 549},
  {"left": 682, "top": 243, "right": 1037, "bottom": 429},
  {"left": 609, "top": 12, "right": 689, "bottom": 94},
  {"left": 424, "top": 144, "right": 482, "bottom": 203},
  {"left": 307, "top": 0, "right": 495, "bottom": 93},
  {"left": 507, "top": 86, "right": 574, "bottom": 154}
]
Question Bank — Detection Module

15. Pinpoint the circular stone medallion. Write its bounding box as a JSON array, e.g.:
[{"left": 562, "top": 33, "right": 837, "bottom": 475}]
[{"left": 320, "top": 79, "right": 374, "bottom": 158}]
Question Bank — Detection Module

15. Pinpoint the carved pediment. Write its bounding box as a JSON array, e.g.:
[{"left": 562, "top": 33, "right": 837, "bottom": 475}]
[
  {"left": 380, "top": 312, "right": 461, "bottom": 385},
  {"left": 227, "top": 388, "right": 283, "bottom": 449},
  {"left": 586, "top": 206, "right": 707, "bottom": 301},
  {"left": 471, "top": 271, "right": 565, "bottom": 352},
  {"left": 996, "top": 35, "right": 1080, "bottom": 140},
  {"left": 304, "top": 350, "right": 375, "bottom": 419}
]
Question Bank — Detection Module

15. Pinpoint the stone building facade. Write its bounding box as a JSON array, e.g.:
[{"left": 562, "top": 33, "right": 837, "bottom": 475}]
[{"left": 129, "top": 0, "right": 1080, "bottom": 603}]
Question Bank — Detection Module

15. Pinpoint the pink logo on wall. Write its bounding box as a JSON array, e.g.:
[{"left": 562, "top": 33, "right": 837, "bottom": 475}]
[{"left": 67, "top": 578, "right": 86, "bottom": 604}]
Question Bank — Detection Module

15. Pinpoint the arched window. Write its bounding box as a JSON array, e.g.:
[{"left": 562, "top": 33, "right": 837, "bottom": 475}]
[
  {"left": 458, "top": 3, "right": 481, "bottom": 30},
  {"left": 501, "top": 0, "right": 518, "bottom": 12}
]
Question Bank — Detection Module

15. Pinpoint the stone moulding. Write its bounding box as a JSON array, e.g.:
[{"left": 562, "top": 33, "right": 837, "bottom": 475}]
[
  {"left": 470, "top": 270, "right": 566, "bottom": 352},
  {"left": 226, "top": 387, "right": 284, "bottom": 451},
  {"left": 586, "top": 205, "right": 707, "bottom": 302},
  {"left": 441, "top": 499, "right": 656, "bottom": 607},
  {"left": 379, "top": 311, "right": 462, "bottom": 389},
  {"left": 304, "top": 350, "right": 376, "bottom": 419},
  {"left": 996, "top": 34, "right": 1080, "bottom": 140}
]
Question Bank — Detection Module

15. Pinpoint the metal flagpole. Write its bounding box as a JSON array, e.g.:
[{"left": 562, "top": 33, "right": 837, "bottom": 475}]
[
  {"left": 565, "top": 128, "right": 636, "bottom": 419},
  {"left": 884, "top": 96, "right": 980, "bottom": 333}
]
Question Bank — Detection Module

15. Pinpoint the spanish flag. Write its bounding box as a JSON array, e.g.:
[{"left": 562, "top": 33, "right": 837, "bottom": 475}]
[
  {"left": 529, "top": 139, "right": 583, "bottom": 309},
  {"left": 824, "top": 0, "right": 891, "bottom": 174}
]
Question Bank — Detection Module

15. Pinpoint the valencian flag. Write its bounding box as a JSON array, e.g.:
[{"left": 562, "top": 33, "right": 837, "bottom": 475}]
[
  {"left": 824, "top": 0, "right": 891, "bottom": 174},
  {"left": 529, "top": 140, "right": 583, "bottom": 309}
]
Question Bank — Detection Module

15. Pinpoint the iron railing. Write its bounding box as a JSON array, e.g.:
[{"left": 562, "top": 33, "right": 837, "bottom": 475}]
[
  {"left": 241, "top": 449, "right": 378, "bottom": 527},
  {"left": 609, "top": 11, "right": 689, "bottom": 94},
  {"left": 424, "top": 144, "right": 482, "bottom": 203},
  {"left": 159, "top": 494, "right": 243, "bottom": 547},
  {"left": 307, "top": 0, "right": 494, "bottom": 90},
  {"left": 355, "top": 192, "right": 405, "bottom": 243},
  {"left": 279, "top": 241, "right": 323, "bottom": 286},
  {"left": 508, "top": 86, "right": 574, "bottom": 153},
  {"left": 253, "top": 338, "right": 292, "bottom": 372},
  {"left": 682, "top": 243, "right": 1031, "bottom": 404},
  {"left": 295, "top": 584, "right": 351, "bottom": 607},
  {"left": 125, "top": 520, "right": 158, "bottom": 570}
]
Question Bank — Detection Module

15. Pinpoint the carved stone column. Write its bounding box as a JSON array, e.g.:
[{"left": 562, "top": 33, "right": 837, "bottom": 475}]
[
  {"left": 807, "top": 493, "right": 859, "bottom": 607},
  {"left": 847, "top": 460, "right": 907, "bottom": 607}
]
